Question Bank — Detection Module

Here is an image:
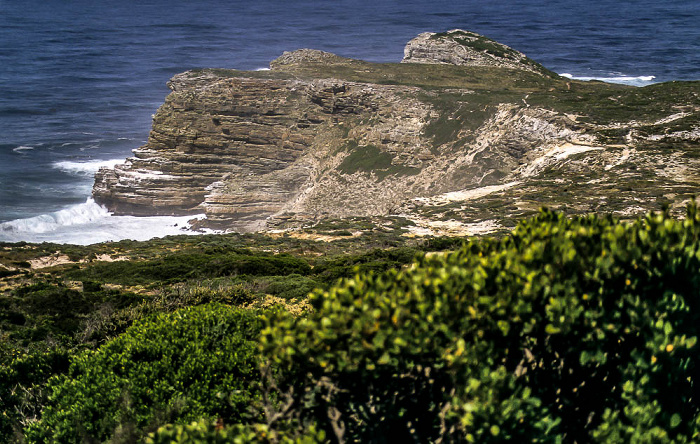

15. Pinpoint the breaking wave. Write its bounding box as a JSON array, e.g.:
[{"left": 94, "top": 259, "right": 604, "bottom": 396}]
[
  {"left": 0, "top": 198, "right": 210, "bottom": 245},
  {"left": 559, "top": 73, "right": 657, "bottom": 87},
  {"left": 52, "top": 158, "right": 126, "bottom": 177}
]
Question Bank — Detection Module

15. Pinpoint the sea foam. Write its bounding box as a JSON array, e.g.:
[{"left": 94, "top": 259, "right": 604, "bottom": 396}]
[
  {"left": 53, "top": 158, "right": 125, "bottom": 176},
  {"left": 0, "top": 198, "right": 210, "bottom": 245},
  {"left": 559, "top": 73, "right": 657, "bottom": 87}
]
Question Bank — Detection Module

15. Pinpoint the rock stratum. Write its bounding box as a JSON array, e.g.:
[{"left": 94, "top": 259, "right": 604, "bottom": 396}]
[{"left": 94, "top": 29, "right": 700, "bottom": 235}]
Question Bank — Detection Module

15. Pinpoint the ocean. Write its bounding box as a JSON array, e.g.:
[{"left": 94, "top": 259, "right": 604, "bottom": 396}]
[{"left": 1, "top": 0, "right": 699, "bottom": 244}]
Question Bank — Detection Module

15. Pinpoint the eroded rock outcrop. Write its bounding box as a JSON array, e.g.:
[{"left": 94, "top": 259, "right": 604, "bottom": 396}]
[
  {"left": 402, "top": 29, "right": 552, "bottom": 76},
  {"left": 93, "top": 31, "right": 700, "bottom": 232},
  {"left": 93, "top": 75, "right": 326, "bottom": 216}
]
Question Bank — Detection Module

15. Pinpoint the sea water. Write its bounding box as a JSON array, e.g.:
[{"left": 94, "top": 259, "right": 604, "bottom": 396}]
[{"left": 1, "top": 0, "right": 699, "bottom": 244}]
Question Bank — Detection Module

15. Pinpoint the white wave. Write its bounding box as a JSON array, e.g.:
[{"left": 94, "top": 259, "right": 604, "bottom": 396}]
[
  {"left": 255, "top": 67, "right": 271, "bottom": 71},
  {"left": 559, "top": 73, "right": 656, "bottom": 87},
  {"left": 53, "top": 158, "right": 125, "bottom": 176},
  {"left": 13, "top": 145, "right": 34, "bottom": 152},
  {"left": 0, "top": 198, "right": 212, "bottom": 245},
  {"left": 1, "top": 199, "right": 110, "bottom": 234}
]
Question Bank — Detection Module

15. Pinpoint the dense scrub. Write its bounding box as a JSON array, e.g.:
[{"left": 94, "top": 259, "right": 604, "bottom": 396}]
[
  {"left": 0, "top": 232, "right": 425, "bottom": 441},
  {"left": 2, "top": 206, "right": 700, "bottom": 441},
  {"left": 66, "top": 251, "right": 312, "bottom": 286},
  {"left": 24, "top": 304, "right": 263, "bottom": 443},
  {"left": 260, "top": 205, "right": 700, "bottom": 442}
]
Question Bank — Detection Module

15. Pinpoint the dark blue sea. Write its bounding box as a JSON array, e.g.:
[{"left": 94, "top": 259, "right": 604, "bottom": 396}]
[{"left": 1, "top": 0, "right": 699, "bottom": 244}]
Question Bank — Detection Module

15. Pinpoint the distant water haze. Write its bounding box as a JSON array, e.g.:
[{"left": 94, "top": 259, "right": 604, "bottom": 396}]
[{"left": 1, "top": 0, "right": 699, "bottom": 243}]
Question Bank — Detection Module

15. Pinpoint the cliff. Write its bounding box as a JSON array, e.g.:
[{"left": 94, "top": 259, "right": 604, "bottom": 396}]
[{"left": 93, "top": 30, "right": 700, "bottom": 234}]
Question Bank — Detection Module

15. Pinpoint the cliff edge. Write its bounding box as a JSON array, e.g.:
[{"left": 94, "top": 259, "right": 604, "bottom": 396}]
[{"left": 93, "top": 30, "right": 700, "bottom": 235}]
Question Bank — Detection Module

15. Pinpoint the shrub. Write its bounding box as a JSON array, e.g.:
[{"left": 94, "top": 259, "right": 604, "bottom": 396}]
[
  {"left": 311, "top": 247, "right": 419, "bottom": 284},
  {"left": 261, "top": 205, "right": 700, "bottom": 442},
  {"left": 25, "top": 304, "right": 264, "bottom": 442},
  {"left": 2, "top": 281, "right": 146, "bottom": 349},
  {"left": 145, "top": 420, "right": 326, "bottom": 444},
  {"left": 244, "top": 274, "right": 320, "bottom": 301},
  {"left": 0, "top": 346, "right": 71, "bottom": 442},
  {"left": 78, "top": 281, "right": 255, "bottom": 344},
  {"left": 69, "top": 252, "right": 311, "bottom": 286}
]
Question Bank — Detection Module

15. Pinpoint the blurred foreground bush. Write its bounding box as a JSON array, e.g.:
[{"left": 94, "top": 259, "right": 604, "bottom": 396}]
[{"left": 262, "top": 205, "right": 700, "bottom": 442}]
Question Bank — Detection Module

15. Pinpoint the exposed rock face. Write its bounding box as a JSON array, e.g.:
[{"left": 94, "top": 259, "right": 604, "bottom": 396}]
[
  {"left": 93, "top": 68, "right": 438, "bottom": 229},
  {"left": 93, "top": 74, "right": 324, "bottom": 216},
  {"left": 270, "top": 49, "right": 353, "bottom": 69},
  {"left": 402, "top": 29, "right": 552, "bottom": 76},
  {"left": 93, "top": 31, "right": 700, "bottom": 233}
]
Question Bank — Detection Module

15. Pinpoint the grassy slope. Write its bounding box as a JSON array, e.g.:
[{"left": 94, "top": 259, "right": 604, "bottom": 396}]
[{"left": 193, "top": 59, "right": 700, "bottom": 128}]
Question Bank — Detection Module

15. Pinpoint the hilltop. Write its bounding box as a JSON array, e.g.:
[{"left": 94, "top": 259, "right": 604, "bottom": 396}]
[{"left": 92, "top": 29, "right": 700, "bottom": 237}]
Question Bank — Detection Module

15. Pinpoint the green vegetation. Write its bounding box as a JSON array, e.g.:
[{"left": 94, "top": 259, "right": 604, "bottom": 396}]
[
  {"left": 0, "top": 228, "right": 433, "bottom": 441},
  {"left": 261, "top": 204, "right": 700, "bottom": 442},
  {"left": 429, "top": 29, "right": 553, "bottom": 75},
  {"left": 2, "top": 206, "right": 700, "bottom": 441},
  {"left": 146, "top": 420, "right": 326, "bottom": 444},
  {"left": 66, "top": 251, "right": 311, "bottom": 287},
  {"left": 25, "top": 304, "right": 263, "bottom": 443},
  {"left": 3, "top": 30, "right": 698, "bottom": 441},
  {"left": 338, "top": 142, "right": 421, "bottom": 180},
  {"left": 191, "top": 50, "right": 699, "bottom": 143}
]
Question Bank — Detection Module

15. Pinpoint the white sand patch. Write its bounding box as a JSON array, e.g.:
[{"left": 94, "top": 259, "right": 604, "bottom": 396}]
[
  {"left": 27, "top": 252, "right": 130, "bottom": 270},
  {"left": 29, "top": 254, "right": 74, "bottom": 269},
  {"left": 646, "top": 126, "right": 700, "bottom": 141},
  {"left": 520, "top": 143, "right": 604, "bottom": 177},
  {"left": 596, "top": 112, "right": 693, "bottom": 131},
  {"left": 405, "top": 219, "right": 503, "bottom": 237},
  {"left": 620, "top": 206, "right": 649, "bottom": 217},
  {"left": 605, "top": 148, "right": 632, "bottom": 170},
  {"left": 93, "top": 254, "right": 129, "bottom": 262},
  {"left": 653, "top": 112, "right": 692, "bottom": 126},
  {"left": 414, "top": 182, "right": 520, "bottom": 206},
  {"left": 266, "top": 229, "right": 361, "bottom": 243}
]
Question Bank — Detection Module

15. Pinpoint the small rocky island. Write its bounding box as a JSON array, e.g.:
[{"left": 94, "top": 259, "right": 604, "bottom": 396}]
[{"left": 93, "top": 30, "right": 700, "bottom": 235}]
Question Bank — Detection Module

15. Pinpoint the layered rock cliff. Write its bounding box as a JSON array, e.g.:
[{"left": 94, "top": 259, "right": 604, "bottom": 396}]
[{"left": 93, "top": 30, "right": 700, "bottom": 234}]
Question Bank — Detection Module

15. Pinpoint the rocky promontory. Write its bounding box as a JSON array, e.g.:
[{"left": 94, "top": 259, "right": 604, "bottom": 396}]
[
  {"left": 402, "top": 29, "right": 552, "bottom": 76},
  {"left": 93, "top": 30, "right": 700, "bottom": 234}
]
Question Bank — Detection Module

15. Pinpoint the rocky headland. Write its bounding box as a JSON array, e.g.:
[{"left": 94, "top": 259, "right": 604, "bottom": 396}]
[{"left": 93, "top": 29, "right": 700, "bottom": 235}]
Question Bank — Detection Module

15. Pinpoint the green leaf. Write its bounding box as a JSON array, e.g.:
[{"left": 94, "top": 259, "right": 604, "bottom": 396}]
[
  {"left": 622, "top": 380, "right": 634, "bottom": 393},
  {"left": 670, "top": 413, "right": 681, "bottom": 429},
  {"left": 579, "top": 351, "right": 589, "bottom": 365},
  {"left": 545, "top": 324, "right": 561, "bottom": 334},
  {"left": 664, "top": 321, "right": 673, "bottom": 336}
]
